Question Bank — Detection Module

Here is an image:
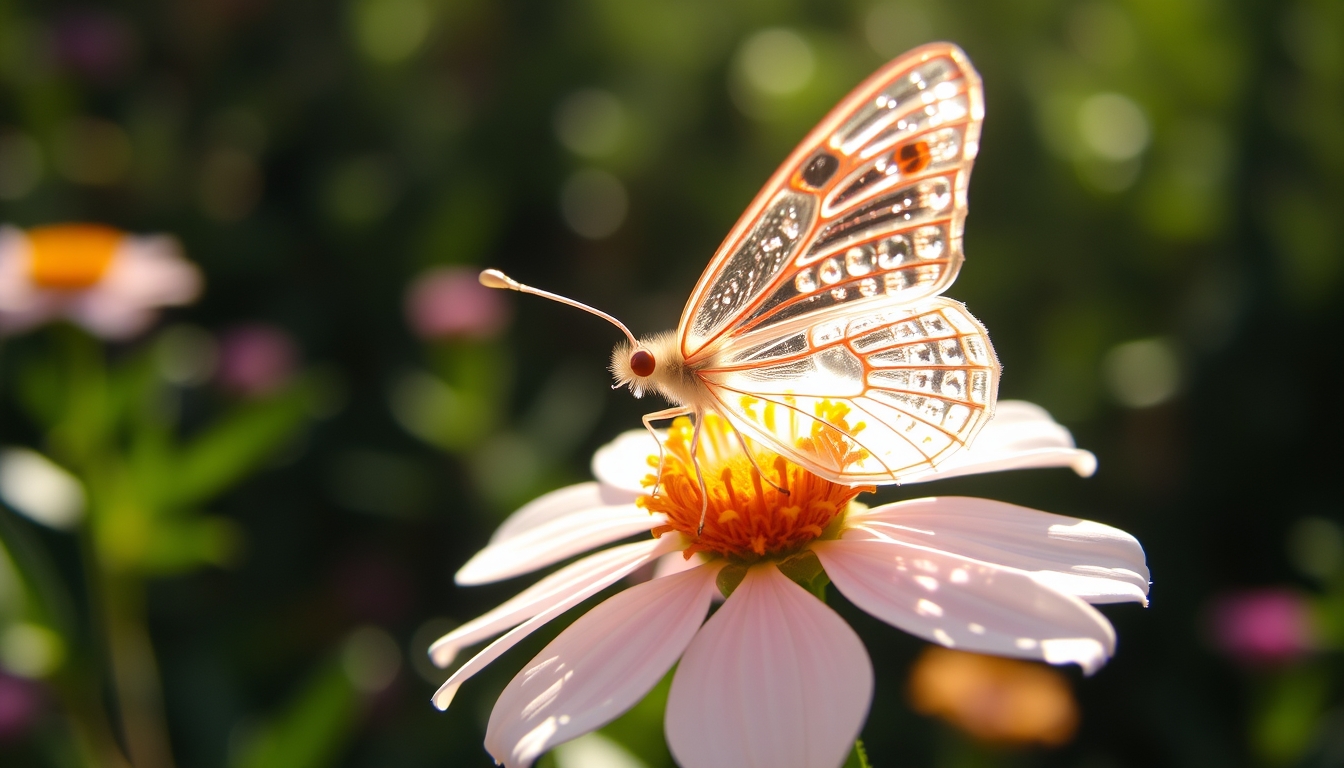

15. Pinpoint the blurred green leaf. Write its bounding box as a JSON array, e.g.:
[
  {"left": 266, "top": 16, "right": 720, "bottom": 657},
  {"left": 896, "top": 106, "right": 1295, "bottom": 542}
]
[
  {"left": 141, "top": 515, "right": 240, "bottom": 574},
  {"left": 162, "top": 383, "right": 313, "bottom": 511},
  {"left": 1251, "top": 664, "right": 1332, "bottom": 765},
  {"left": 229, "top": 661, "right": 360, "bottom": 768},
  {"left": 0, "top": 505, "right": 75, "bottom": 635}
]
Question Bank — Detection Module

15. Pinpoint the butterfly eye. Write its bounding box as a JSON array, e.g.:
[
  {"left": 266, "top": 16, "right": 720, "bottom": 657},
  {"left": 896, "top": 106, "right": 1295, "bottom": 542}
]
[
  {"left": 898, "top": 140, "right": 932, "bottom": 174},
  {"left": 800, "top": 151, "right": 840, "bottom": 188},
  {"left": 630, "top": 349, "right": 656, "bottom": 377}
]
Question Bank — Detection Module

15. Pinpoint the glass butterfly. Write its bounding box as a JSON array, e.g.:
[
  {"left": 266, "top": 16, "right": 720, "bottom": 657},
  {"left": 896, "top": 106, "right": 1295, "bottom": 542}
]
[{"left": 482, "top": 42, "right": 999, "bottom": 505}]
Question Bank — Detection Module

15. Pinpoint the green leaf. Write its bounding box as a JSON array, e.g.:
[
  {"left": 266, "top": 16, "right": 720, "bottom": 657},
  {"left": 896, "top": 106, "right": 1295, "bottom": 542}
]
[
  {"left": 229, "top": 661, "right": 360, "bottom": 768},
  {"left": 163, "top": 383, "right": 313, "bottom": 510},
  {"left": 141, "top": 516, "right": 241, "bottom": 574},
  {"left": 842, "top": 739, "right": 872, "bottom": 768},
  {"left": 0, "top": 505, "right": 77, "bottom": 635}
]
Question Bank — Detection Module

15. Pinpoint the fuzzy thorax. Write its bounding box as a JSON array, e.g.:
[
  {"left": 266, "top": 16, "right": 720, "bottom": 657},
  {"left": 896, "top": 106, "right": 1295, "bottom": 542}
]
[{"left": 609, "top": 331, "right": 713, "bottom": 410}]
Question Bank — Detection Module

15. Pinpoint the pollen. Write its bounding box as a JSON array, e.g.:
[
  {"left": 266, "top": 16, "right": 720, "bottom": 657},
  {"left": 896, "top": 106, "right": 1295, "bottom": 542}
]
[
  {"left": 27, "top": 224, "right": 122, "bottom": 290},
  {"left": 640, "top": 413, "right": 872, "bottom": 560}
]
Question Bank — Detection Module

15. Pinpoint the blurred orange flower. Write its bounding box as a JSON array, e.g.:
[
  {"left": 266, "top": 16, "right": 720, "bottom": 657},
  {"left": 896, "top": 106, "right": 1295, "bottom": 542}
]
[
  {"left": 0, "top": 223, "right": 200, "bottom": 339},
  {"left": 908, "top": 646, "right": 1079, "bottom": 747}
]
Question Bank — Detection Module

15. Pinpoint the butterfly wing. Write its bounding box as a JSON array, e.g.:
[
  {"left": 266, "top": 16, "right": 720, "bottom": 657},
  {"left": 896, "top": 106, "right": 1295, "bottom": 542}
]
[
  {"left": 696, "top": 297, "right": 998, "bottom": 484},
  {"left": 676, "top": 43, "right": 996, "bottom": 483},
  {"left": 678, "top": 42, "right": 984, "bottom": 364}
]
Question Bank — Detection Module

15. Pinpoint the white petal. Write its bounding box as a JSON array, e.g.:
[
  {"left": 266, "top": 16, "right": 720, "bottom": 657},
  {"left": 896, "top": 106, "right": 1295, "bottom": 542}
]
[
  {"left": 430, "top": 535, "right": 682, "bottom": 710},
  {"left": 813, "top": 537, "right": 1116, "bottom": 674},
  {"left": 850, "top": 497, "right": 1149, "bottom": 605},
  {"left": 72, "top": 236, "right": 201, "bottom": 339},
  {"left": 485, "top": 564, "right": 720, "bottom": 768},
  {"left": 590, "top": 430, "right": 661, "bottom": 494},
  {"left": 907, "top": 400, "right": 1096, "bottom": 483},
  {"left": 490, "top": 482, "right": 641, "bottom": 545},
  {"left": 665, "top": 565, "right": 873, "bottom": 768},
  {"left": 457, "top": 503, "right": 662, "bottom": 586},
  {"left": 652, "top": 551, "right": 706, "bottom": 581},
  {"left": 0, "top": 229, "right": 59, "bottom": 334},
  {"left": 106, "top": 235, "right": 202, "bottom": 305},
  {"left": 0, "top": 227, "right": 39, "bottom": 311},
  {"left": 430, "top": 537, "right": 675, "bottom": 671}
]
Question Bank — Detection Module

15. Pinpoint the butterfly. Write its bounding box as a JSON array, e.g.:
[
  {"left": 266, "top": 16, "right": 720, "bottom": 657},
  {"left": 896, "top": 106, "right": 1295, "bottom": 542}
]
[{"left": 482, "top": 41, "right": 999, "bottom": 492}]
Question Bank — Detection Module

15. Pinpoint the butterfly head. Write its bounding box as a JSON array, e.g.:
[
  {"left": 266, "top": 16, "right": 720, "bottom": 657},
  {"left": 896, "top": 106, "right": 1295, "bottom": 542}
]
[{"left": 610, "top": 331, "right": 691, "bottom": 402}]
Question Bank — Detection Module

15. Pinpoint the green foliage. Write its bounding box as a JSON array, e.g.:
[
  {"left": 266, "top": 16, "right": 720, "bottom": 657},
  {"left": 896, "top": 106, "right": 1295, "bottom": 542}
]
[
  {"left": 229, "top": 662, "right": 360, "bottom": 768},
  {"left": 163, "top": 383, "right": 315, "bottom": 512}
]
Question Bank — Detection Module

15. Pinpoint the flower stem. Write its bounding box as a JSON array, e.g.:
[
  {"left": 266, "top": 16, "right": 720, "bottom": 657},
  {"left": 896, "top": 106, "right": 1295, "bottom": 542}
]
[{"left": 100, "top": 568, "right": 177, "bottom": 768}]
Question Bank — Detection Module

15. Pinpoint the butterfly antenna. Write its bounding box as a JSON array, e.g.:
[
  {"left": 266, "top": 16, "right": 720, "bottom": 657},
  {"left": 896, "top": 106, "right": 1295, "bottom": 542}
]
[{"left": 479, "top": 269, "right": 639, "bottom": 348}]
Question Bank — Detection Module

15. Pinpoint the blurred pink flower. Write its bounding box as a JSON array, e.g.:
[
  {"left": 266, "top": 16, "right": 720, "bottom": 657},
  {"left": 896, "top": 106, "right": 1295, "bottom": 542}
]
[
  {"left": 405, "top": 266, "right": 510, "bottom": 340},
  {"left": 217, "top": 323, "right": 298, "bottom": 396},
  {"left": 1209, "top": 588, "right": 1317, "bottom": 665},
  {"left": 0, "top": 673, "right": 44, "bottom": 742},
  {"left": 0, "top": 224, "right": 201, "bottom": 339},
  {"left": 52, "top": 10, "right": 135, "bottom": 81},
  {"left": 429, "top": 402, "right": 1149, "bottom": 768}
]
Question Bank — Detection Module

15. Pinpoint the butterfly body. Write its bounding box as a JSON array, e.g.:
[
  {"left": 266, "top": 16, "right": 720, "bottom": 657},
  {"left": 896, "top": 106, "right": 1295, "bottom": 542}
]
[{"left": 488, "top": 42, "right": 1000, "bottom": 488}]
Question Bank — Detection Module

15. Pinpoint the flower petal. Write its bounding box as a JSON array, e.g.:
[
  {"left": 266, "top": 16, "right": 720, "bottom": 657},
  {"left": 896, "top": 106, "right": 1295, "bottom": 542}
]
[
  {"left": 652, "top": 551, "right": 706, "bottom": 581},
  {"left": 590, "top": 429, "right": 660, "bottom": 494},
  {"left": 850, "top": 497, "right": 1149, "bottom": 605},
  {"left": 457, "top": 501, "right": 662, "bottom": 586},
  {"left": 490, "top": 482, "right": 642, "bottom": 545},
  {"left": 813, "top": 537, "right": 1116, "bottom": 674},
  {"left": 73, "top": 236, "right": 201, "bottom": 339},
  {"left": 430, "top": 537, "right": 676, "bottom": 671},
  {"left": 907, "top": 400, "right": 1096, "bottom": 483},
  {"left": 665, "top": 565, "right": 873, "bottom": 768},
  {"left": 484, "top": 564, "right": 720, "bottom": 768}
]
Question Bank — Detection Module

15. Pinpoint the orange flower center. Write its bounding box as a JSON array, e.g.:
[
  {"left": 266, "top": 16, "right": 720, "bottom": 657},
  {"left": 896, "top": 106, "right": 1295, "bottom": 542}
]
[
  {"left": 640, "top": 413, "right": 870, "bottom": 561},
  {"left": 27, "top": 224, "right": 122, "bottom": 289}
]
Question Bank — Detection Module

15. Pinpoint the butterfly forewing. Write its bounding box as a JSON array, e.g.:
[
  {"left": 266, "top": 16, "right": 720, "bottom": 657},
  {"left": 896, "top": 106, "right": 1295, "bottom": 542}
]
[
  {"left": 694, "top": 298, "right": 997, "bottom": 483},
  {"left": 679, "top": 43, "right": 984, "bottom": 368}
]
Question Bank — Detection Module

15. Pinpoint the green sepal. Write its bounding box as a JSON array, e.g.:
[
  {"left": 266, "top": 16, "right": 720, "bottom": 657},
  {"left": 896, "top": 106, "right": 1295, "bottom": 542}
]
[
  {"left": 778, "top": 549, "right": 830, "bottom": 600},
  {"left": 716, "top": 563, "right": 747, "bottom": 599}
]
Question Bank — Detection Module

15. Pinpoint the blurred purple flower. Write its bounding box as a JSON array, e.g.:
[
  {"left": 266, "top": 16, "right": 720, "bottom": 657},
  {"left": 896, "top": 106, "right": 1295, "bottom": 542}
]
[
  {"left": 52, "top": 10, "right": 135, "bottom": 81},
  {"left": 0, "top": 672, "right": 44, "bottom": 742},
  {"left": 216, "top": 323, "right": 298, "bottom": 396},
  {"left": 405, "top": 266, "right": 510, "bottom": 341},
  {"left": 1209, "top": 588, "right": 1317, "bottom": 666}
]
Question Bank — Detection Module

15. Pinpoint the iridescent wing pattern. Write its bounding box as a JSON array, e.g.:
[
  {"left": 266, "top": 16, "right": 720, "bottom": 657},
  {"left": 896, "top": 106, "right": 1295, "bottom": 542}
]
[
  {"left": 677, "top": 43, "right": 998, "bottom": 483},
  {"left": 678, "top": 43, "right": 985, "bottom": 363},
  {"left": 697, "top": 298, "right": 998, "bottom": 484}
]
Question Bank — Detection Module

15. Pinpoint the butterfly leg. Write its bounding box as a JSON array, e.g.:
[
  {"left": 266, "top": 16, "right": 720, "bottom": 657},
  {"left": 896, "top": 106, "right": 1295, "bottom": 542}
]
[
  {"left": 642, "top": 406, "right": 693, "bottom": 498},
  {"left": 689, "top": 415, "right": 710, "bottom": 536},
  {"left": 726, "top": 420, "right": 790, "bottom": 496}
]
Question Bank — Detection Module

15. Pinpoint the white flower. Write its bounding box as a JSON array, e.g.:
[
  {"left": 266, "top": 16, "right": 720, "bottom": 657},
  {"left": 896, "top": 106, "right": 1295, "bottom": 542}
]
[
  {"left": 430, "top": 401, "right": 1148, "bottom": 768},
  {"left": 0, "top": 224, "right": 201, "bottom": 339}
]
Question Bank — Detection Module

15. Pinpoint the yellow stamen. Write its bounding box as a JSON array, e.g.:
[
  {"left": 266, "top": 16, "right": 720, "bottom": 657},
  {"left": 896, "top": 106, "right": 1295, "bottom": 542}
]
[
  {"left": 640, "top": 413, "right": 873, "bottom": 560},
  {"left": 27, "top": 224, "right": 122, "bottom": 289}
]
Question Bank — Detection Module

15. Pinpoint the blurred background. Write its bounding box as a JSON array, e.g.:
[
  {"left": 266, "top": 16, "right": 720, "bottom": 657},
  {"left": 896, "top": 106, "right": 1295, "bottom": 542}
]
[{"left": 0, "top": 0, "right": 1341, "bottom": 766}]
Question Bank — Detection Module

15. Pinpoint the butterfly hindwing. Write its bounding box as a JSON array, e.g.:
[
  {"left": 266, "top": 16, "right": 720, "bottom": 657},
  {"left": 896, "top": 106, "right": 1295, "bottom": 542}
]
[
  {"left": 695, "top": 297, "right": 999, "bottom": 484},
  {"left": 679, "top": 43, "right": 984, "bottom": 367}
]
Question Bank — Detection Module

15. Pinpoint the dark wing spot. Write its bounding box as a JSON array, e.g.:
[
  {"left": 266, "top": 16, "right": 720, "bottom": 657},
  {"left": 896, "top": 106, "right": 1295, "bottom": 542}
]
[
  {"left": 801, "top": 152, "right": 840, "bottom": 188},
  {"left": 898, "top": 141, "right": 932, "bottom": 175}
]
